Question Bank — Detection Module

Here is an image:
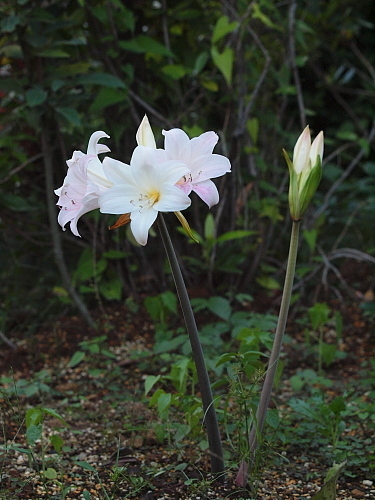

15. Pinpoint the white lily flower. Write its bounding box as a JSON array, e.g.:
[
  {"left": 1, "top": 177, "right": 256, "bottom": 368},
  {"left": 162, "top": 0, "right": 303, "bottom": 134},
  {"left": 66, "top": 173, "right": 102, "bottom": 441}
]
[{"left": 99, "top": 146, "right": 191, "bottom": 245}]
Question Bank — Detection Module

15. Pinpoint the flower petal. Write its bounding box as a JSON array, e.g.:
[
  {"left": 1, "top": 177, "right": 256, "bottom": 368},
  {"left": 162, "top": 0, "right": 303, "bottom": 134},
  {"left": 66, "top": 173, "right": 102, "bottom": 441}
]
[
  {"left": 190, "top": 131, "right": 218, "bottom": 156},
  {"left": 162, "top": 129, "right": 191, "bottom": 163},
  {"left": 192, "top": 179, "right": 219, "bottom": 208},
  {"left": 293, "top": 126, "right": 311, "bottom": 174},
  {"left": 102, "top": 157, "right": 133, "bottom": 186},
  {"left": 130, "top": 208, "right": 158, "bottom": 246},
  {"left": 87, "top": 131, "right": 110, "bottom": 155},
  {"left": 189, "top": 153, "right": 231, "bottom": 181},
  {"left": 155, "top": 184, "right": 191, "bottom": 212},
  {"left": 99, "top": 184, "right": 142, "bottom": 214},
  {"left": 136, "top": 115, "right": 156, "bottom": 148}
]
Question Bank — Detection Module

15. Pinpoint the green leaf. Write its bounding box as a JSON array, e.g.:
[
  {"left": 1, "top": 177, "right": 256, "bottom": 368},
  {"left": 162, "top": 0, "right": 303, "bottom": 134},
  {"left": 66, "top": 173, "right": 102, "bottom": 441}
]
[
  {"left": 98, "top": 279, "right": 122, "bottom": 301},
  {"left": 212, "top": 16, "right": 238, "bottom": 44},
  {"left": 26, "top": 424, "right": 42, "bottom": 445},
  {"left": 26, "top": 407, "right": 43, "bottom": 428},
  {"left": 210, "top": 46, "right": 234, "bottom": 86},
  {"left": 76, "top": 72, "right": 126, "bottom": 89},
  {"left": 157, "top": 392, "right": 172, "bottom": 415},
  {"left": 55, "top": 107, "right": 81, "bottom": 127},
  {"left": 204, "top": 213, "right": 215, "bottom": 240},
  {"left": 68, "top": 350, "right": 86, "bottom": 367},
  {"left": 119, "top": 35, "right": 174, "bottom": 58},
  {"left": 50, "top": 435, "right": 64, "bottom": 454},
  {"left": 303, "top": 228, "right": 318, "bottom": 253},
  {"left": 25, "top": 87, "right": 48, "bottom": 107},
  {"left": 216, "top": 230, "right": 254, "bottom": 243},
  {"left": 246, "top": 118, "right": 259, "bottom": 144},
  {"left": 37, "top": 49, "right": 70, "bottom": 58},
  {"left": 42, "top": 408, "right": 68, "bottom": 425},
  {"left": 75, "top": 461, "right": 96, "bottom": 472},
  {"left": 89, "top": 87, "right": 127, "bottom": 113},
  {"left": 193, "top": 52, "right": 209, "bottom": 75},
  {"left": 207, "top": 296, "right": 232, "bottom": 321},
  {"left": 252, "top": 4, "right": 279, "bottom": 29},
  {"left": 44, "top": 467, "right": 58, "bottom": 479},
  {"left": 145, "top": 375, "right": 161, "bottom": 396},
  {"left": 1, "top": 14, "right": 21, "bottom": 33},
  {"left": 162, "top": 64, "right": 188, "bottom": 80},
  {"left": 309, "top": 302, "right": 330, "bottom": 330},
  {"left": 256, "top": 276, "right": 281, "bottom": 290}
]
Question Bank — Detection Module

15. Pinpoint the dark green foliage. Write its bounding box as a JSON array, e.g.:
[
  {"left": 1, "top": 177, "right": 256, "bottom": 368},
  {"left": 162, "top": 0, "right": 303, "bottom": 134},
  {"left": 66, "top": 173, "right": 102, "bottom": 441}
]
[{"left": 0, "top": 0, "right": 374, "bottom": 329}]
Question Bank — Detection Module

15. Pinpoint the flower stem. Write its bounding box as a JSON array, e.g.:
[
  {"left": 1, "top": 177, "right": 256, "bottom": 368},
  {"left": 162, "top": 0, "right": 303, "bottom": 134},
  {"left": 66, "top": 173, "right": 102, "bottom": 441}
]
[
  {"left": 157, "top": 214, "right": 224, "bottom": 476},
  {"left": 236, "top": 219, "right": 301, "bottom": 487}
]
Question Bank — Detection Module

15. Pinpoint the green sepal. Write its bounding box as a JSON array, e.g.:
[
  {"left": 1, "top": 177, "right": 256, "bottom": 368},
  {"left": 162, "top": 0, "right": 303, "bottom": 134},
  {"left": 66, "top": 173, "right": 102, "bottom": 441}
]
[
  {"left": 284, "top": 148, "right": 300, "bottom": 220},
  {"left": 174, "top": 211, "right": 199, "bottom": 243},
  {"left": 298, "top": 157, "right": 322, "bottom": 217}
]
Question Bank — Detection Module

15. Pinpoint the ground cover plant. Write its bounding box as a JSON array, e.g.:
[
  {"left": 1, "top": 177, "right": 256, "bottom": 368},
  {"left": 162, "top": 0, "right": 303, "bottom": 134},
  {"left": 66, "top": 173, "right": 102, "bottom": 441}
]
[{"left": 1, "top": 0, "right": 375, "bottom": 498}]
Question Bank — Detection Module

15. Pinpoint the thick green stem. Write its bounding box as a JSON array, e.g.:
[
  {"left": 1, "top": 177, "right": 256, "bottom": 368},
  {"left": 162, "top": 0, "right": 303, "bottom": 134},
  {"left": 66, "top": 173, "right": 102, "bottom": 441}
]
[
  {"left": 157, "top": 214, "right": 224, "bottom": 476},
  {"left": 236, "top": 219, "right": 300, "bottom": 486}
]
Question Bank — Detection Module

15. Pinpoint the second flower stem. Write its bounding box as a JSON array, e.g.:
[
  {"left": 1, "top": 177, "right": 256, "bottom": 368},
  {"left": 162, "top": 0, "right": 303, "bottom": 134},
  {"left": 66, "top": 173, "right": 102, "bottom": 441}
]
[
  {"left": 157, "top": 214, "right": 224, "bottom": 476},
  {"left": 236, "top": 219, "right": 301, "bottom": 486}
]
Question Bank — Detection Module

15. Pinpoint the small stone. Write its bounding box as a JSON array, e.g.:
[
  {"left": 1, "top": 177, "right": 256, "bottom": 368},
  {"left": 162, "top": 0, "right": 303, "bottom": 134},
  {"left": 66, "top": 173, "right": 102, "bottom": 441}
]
[{"left": 363, "top": 480, "right": 373, "bottom": 486}]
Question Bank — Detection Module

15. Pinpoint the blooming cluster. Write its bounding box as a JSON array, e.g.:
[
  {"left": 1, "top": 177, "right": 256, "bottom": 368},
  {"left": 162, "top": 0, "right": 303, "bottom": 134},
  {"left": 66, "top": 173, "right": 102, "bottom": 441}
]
[{"left": 55, "top": 116, "right": 231, "bottom": 245}]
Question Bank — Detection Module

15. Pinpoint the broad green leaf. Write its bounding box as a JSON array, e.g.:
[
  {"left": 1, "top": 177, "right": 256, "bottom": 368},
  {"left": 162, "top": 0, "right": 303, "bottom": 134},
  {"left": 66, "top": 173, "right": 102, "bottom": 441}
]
[
  {"left": 119, "top": 35, "right": 174, "bottom": 58},
  {"left": 208, "top": 296, "right": 232, "bottom": 321},
  {"left": 55, "top": 62, "right": 91, "bottom": 77},
  {"left": 89, "top": 88, "right": 127, "bottom": 113},
  {"left": 256, "top": 276, "right": 281, "bottom": 290},
  {"left": 145, "top": 375, "right": 161, "bottom": 395},
  {"left": 26, "top": 424, "right": 42, "bottom": 445},
  {"left": 76, "top": 72, "right": 126, "bottom": 89},
  {"left": 44, "top": 467, "right": 58, "bottom": 479},
  {"left": 212, "top": 16, "right": 238, "bottom": 44},
  {"left": 68, "top": 350, "right": 86, "bottom": 367},
  {"left": 216, "top": 230, "right": 255, "bottom": 243},
  {"left": 210, "top": 46, "right": 234, "bottom": 86},
  {"left": 56, "top": 107, "right": 81, "bottom": 127},
  {"left": 26, "top": 408, "right": 43, "bottom": 427},
  {"left": 162, "top": 64, "right": 188, "bottom": 80},
  {"left": 201, "top": 79, "right": 219, "bottom": 92},
  {"left": 193, "top": 52, "right": 209, "bottom": 75},
  {"left": 42, "top": 408, "right": 68, "bottom": 425},
  {"left": 37, "top": 49, "right": 70, "bottom": 58},
  {"left": 157, "top": 392, "right": 172, "bottom": 415},
  {"left": 50, "top": 435, "right": 64, "bottom": 454},
  {"left": 26, "top": 87, "right": 47, "bottom": 107},
  {"left": 75, "top": 461, "right": 96, "bottom": 471},
  {"left": 1, "top": 14, "right": 21, "bottom": 33},
  {"left": 98, "top": 279, "right": 122, "bottom": 301},
  {"left": 308, "top": 302, "right": 330, "bottom": 330}
]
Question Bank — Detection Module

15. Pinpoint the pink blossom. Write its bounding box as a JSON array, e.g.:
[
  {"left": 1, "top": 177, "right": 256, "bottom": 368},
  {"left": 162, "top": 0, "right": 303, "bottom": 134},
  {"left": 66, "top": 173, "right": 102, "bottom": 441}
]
[
  {"left": 159, "top": 128, "right": 231, "bottom": 207},
  {"left": 55, "top": 131, "right": 111, "bottom": 236}
]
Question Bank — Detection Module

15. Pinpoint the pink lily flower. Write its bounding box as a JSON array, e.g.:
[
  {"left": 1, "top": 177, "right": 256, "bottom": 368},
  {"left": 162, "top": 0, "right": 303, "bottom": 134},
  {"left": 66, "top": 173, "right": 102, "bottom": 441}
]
[
  {"left": 55, "top": 131, "right": 111, "bottom": 236},
  {"left": 159, "top": 128, "right": 231, "bottom": 208}
]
